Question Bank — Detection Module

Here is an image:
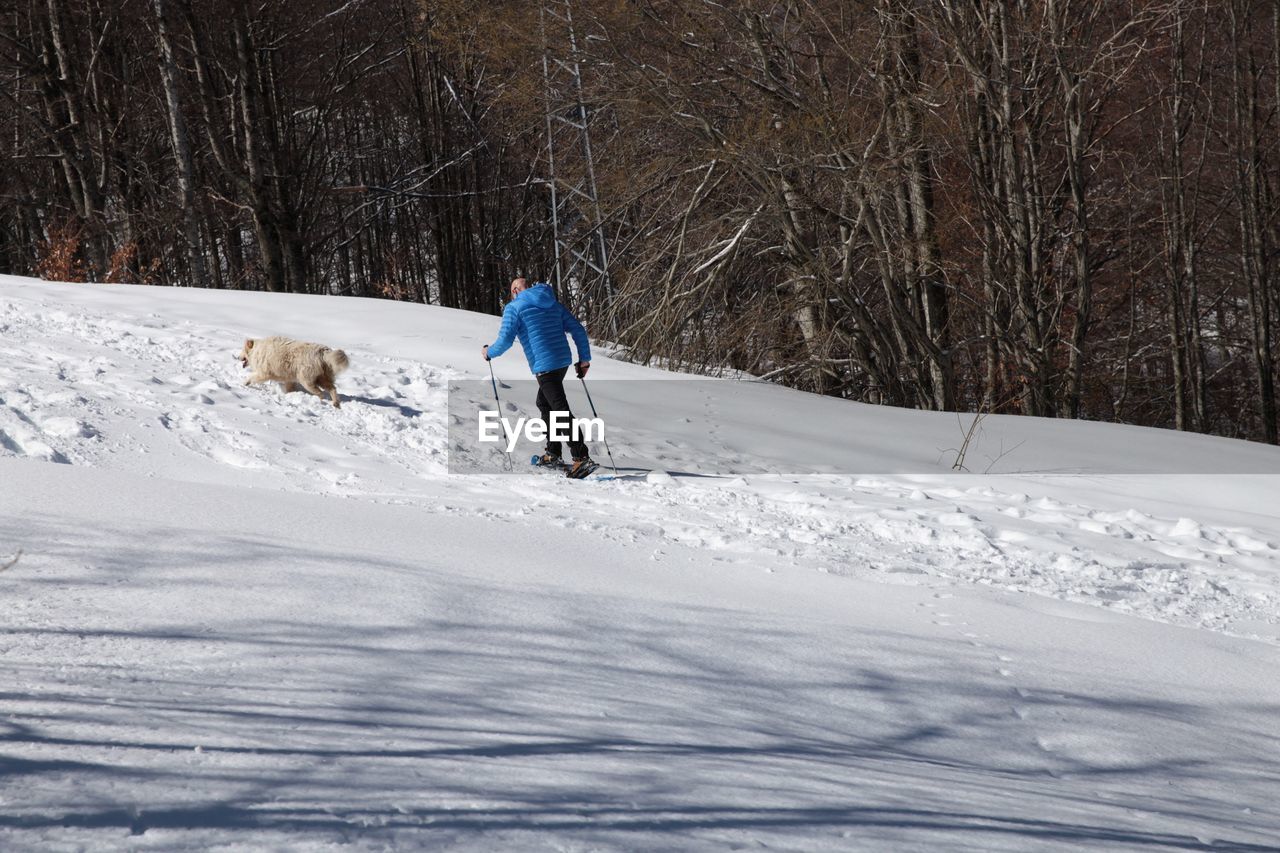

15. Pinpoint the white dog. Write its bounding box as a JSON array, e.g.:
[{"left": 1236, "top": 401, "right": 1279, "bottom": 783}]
[{"left": 238, "top": 336, "right": 349, "bottom": 408}]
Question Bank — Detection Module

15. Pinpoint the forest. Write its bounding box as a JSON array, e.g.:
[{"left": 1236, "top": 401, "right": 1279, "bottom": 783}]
[{"left": 1, "top": 0, "right": 1277, "bottom": 443}]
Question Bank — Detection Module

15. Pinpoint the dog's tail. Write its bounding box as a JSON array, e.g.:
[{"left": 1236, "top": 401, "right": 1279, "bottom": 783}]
[{"left": 323, "top": 348, "right": 350, "bottom": 375}]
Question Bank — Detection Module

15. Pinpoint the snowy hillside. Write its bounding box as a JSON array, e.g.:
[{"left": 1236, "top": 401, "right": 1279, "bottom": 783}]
[{"left": 3, "top": 274, "right": 1280, "bottom": 850}]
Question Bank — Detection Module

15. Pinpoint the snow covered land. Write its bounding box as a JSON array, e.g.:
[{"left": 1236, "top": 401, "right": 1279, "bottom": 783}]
[{"left": 3, "top": 273, "right": 1280, "bottom": 851}]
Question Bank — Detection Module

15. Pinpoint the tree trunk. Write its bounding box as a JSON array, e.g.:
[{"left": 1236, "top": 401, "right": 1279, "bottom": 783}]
[{"left": 153, "top": 0, "right": 208, "bottom": 287}]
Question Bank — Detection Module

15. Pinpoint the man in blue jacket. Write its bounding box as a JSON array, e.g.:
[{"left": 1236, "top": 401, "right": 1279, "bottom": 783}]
[{"left": 483, "top": 277, "right": 595, "bottom": 477}]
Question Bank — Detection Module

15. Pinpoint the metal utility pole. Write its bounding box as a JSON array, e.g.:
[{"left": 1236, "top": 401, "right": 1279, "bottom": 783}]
[{"left": 540, "top": 0, "right": 616, "bottom": 334}]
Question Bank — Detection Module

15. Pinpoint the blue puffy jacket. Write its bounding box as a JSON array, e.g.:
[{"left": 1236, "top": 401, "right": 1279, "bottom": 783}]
[{"left": 487, "top": 283, "right": 591, "bottom": 375}]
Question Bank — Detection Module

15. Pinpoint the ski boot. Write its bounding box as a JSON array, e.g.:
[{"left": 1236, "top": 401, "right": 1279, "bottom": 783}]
[
  {"left": 565, "top": 457, "right": 599, "bottom": 479},
  {"left": 535, "top": 452, "right": 564, "bottom": 469}
]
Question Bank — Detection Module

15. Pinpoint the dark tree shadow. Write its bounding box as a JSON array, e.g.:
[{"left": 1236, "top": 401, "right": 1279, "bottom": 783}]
[{"left": 1, "top": 511, "right": 1278, "bottom": 850}]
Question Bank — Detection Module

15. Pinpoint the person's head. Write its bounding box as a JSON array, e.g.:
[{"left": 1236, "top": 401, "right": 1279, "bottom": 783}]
[{"left": 509, "top": 277, "right": 528, "bottom": 301}]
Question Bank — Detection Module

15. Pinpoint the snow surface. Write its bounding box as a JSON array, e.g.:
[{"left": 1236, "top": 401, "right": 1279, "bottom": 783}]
[{"left": 2, "top": 274, "right": 1279, "bottom": 850}]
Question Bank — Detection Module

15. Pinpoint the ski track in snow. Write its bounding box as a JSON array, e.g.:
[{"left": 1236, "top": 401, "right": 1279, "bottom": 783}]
[{"left": 2, "top": 293, "right": 1279, "bottom": 639}]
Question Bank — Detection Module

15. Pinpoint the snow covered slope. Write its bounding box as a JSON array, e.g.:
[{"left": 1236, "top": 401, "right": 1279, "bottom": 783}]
[{"left": 3, "top": 275, "right": 1280, "bottom": 850}]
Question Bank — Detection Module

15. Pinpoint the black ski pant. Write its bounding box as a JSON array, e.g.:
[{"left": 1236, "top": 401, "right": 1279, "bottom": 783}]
[{"left": 535, "top": 366, "right": 588, "bottom": 460}]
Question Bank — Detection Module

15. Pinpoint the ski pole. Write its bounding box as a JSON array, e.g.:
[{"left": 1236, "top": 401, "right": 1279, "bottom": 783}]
[
  {"left": 579, "top": 375, "right": 618, "bottom": 476},
  {"left": 487, "top": 359, "right": 513, "bottom": 471}
]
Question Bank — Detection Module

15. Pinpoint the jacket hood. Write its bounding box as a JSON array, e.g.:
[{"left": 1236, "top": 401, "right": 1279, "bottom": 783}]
[{"left": 519, "top": 282, "right": 559, "bottom": 309}]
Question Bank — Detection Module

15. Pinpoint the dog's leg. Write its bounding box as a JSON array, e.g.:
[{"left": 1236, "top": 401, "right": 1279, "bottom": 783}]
[
  {"left": 315, "top": 374, "right": 341, "bottom": 408},
  {"left": 279, "top": 381, "right": 300, "bottom": 393},
  {"left": 244, "top": 373, "right": 266, "bottom": 386}
]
